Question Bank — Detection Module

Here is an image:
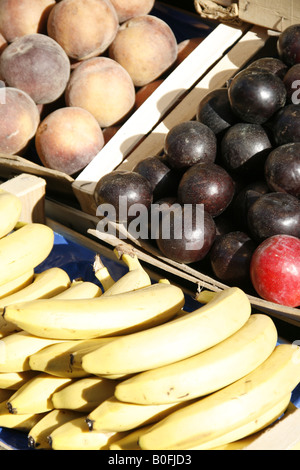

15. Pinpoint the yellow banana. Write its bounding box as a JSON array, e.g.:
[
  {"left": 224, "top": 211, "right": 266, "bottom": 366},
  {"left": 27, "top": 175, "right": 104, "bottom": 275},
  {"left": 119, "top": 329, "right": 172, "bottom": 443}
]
[
  {"left": 0, "top": 400, "right": 46, "bottom": 432},
  {"left": 93, "top": 254, "right": 115, "bottom": 292},
  {"left": 0, "top": 388, "right": 13, "bottom": 403},
  {"left": 48, "top": 416, "right": 123, "bottom": 450},
  {"left": 0, "top": 331, "right": 66, "bottom": 373},
  {"left": 109, "top": 424, "right": 153, "bottom": 450},
  {"left": 29, "top": 337, "right": 116, "bottom": 378},
  {"left": 52, "top": 376, "right": 117, "bottom": 413},
  {"left": 115, "top": 314, "right": 278, "bottom": 405},
  {"left": 3, "top": 282, "right": 185, "bottom": 340},
  {"left": 0, "top": 269, "right": 34, "bottom": 299},
  {"left": 0, "top": 370, "right": 38, "bottom": 390},
  {"left": 138, "top": 344, "right": 300, "bottom": 450},
  {"left": 0, "top": 189, "right": 22, "bottom": 239},
  {"left": 6, "top": 372, "right": 73, "bottom": 415},
  {"left": 51, "top": 280, "right": 102, "bottom": 299},
  {"left": 102, "top": 249, "right": 151, "bottom": 296},
  {"left": 28, "top": 409, "right": 84, "bottom": 450},
  {"left": 188, "top": 394, "right": 292, "bottom": 450},
  {"left": 80, "top": 287, "right": 251, "bottom": 376},
  {"left": 0, "top": 223, "right": 54, "bottom": 287},
  {"left": 211, "top": 401, "right": 298, "bottom": 450},
  {"left": 0, "top": 267, "right": 71, "bottom": 338},
  {"left": 85, "top": 396, "right": 190, "bottom": 433}
]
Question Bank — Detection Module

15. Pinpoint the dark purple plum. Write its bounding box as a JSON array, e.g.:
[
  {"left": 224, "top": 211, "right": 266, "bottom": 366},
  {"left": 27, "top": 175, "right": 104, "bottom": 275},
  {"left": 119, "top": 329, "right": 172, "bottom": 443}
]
[
  {"left": 247, "top": 192, "right": 300, "bottom": 242},
  {"left": 228, "top": 68, "right": 286, "bottom": 124},
  {"left": 196, "top": 88, "right": 238, "bottom": 136},
  {"left": 177, "top": 162, "right": 235, "bottom": 218},
  {"left": 209, "top": 231, "right": 256, "bottom": 287},
  {"left": 247, "top": 57, "right": 288, "bottom": 79},
  {"left": 94, "top": 170, "right": 153, "bottom": 224},
  {"left": 221, "top": 123, "right": 272, "bottom": 176},
  {"left": 277, "top": 24, "right": 300, "bottom": 66},
  {"left": 283, "top": 64, "right": 300, "bottom": 103},
  {"left": 265, "top": 143, "right": 300, "bottom": 198},
  {"left": 164, "top": 120, "right": 217, "bottom": 170},
  {"left": 272, "top": 104, "right": 300, "bottom": 145},
  {"left": 156, "top": 204, "right": 216, "bottom": 264},
  {"left": 230, "top": 180, "right": 270, "bottom": 232},
  {"left": 133, "top": 156, "right": 179, "bottom": 201}
]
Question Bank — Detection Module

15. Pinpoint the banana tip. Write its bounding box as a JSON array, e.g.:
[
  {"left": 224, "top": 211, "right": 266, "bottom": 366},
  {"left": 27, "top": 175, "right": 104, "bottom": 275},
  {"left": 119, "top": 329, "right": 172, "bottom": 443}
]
[{"left": 85, "top": 418, "right": 94, "bottom": 432}]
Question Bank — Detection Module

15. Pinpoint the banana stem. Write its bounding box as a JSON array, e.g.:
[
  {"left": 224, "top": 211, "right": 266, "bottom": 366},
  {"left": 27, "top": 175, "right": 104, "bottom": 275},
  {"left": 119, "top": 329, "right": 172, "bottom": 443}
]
[
  {"left": 93, "top": 255, "right": 115, "bottom": 291},
  {"left": 113, "top": 245, "right": 143, "bottom": 271},
  {"left": 195, "top": 289, "right": 218, "bottom": 304}
]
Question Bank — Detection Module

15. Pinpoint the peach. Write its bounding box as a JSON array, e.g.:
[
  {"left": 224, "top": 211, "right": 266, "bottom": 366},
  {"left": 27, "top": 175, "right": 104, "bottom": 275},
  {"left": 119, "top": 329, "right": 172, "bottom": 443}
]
[
  {"left": 47, "top": 0, "right": 119, "bottom": 61},
  {"left": 35, "top": 107, "right": 105, "bottom": 176},
  {"left": 110, "top": 0, "right": 155, "bottom": 23},
  {"left": 109, "top": 15, "right": 178, "bottom": 87},
  {"left": 0, "top": 33, "right": 7, "bottom": 81},
  {"left": 65, "top": 57, "right": 136, "bottom": 128},
  {"left": 0, "top": 33, "right": 71, "bottom": 104},
  {"left": 0, "top": 87, "right": 40, "bottom": 155},
  {"left": 0, "top": 0, "right": 55, "bottom": 42}
]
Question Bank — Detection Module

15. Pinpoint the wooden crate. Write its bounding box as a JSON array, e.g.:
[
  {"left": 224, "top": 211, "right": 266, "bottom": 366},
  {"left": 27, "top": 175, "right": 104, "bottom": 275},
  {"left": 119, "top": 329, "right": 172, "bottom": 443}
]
[{"left": 46, "top": 21, "right": 300, "bottom": 327}]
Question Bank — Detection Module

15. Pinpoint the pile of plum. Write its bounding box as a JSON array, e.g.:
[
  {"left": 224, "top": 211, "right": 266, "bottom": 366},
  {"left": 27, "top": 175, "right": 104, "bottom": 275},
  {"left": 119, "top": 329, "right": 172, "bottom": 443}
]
[{"left": 94, "top": 25, "right": 300, "bottom": 308}]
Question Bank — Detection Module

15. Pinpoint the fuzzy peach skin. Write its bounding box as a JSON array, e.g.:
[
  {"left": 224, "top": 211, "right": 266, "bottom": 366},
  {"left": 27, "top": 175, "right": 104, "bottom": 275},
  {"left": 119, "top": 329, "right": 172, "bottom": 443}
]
[
  {"left": 109, "top": 15, "right": 178, "bottom": 87},
  {"left": 0, "top": 33, "right": 71, "bottom": 104},
  {"left": 0, "top": 87, "right": 40, "bottom": 155},
  {"left": 0, "top": 0, "right": 55, "bottom": 42},
  {"left": 47, "top": 0, "right": 119, "bottom": 61},
  {"left": 110, "top": 0, "right": 155, "bottom": 23},
  {"left": 65, "top": 57, "right": 136, "bottom": 128},
  {"left": 35, "top": 106, "right": 105, "bottom": 176}
]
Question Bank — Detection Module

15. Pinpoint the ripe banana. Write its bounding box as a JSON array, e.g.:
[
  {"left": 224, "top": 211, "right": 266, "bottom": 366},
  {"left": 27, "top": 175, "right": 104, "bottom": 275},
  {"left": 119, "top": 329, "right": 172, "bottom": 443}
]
[
  {"left": 0, "top": 269, "right": 34, "bottom": 299},
  {"left": 52, "top": 280, "right": 102, "bottom": 299},
  {"left": 93, "top": 254, "right": 115, "bottom": 292},
  {"left": 0, "top": 400, "right": 46, "bottom": 432},
  {"left": 0, "top": 267, "right": 71, "bottom": 338},
  {"left": 115, "top": 314, "right": 278, "bottom": 405},
  {"left": 0, "top": 331, "right": 66, "bottom": 373},
  {"left": 6, "top": 372, "right": 73, "bottom": 415},
  {"left": 85, "top": 396, "right": 190, "bottom": 433},
  {"left": 0, "top": 370, "right": 38, "bottom": 390},
  {"left": 3, "top": 282, "right": 185, "bottom": 340},
  {"left": 52, "top": 376, "right": 117, "bottom": 413},
  {"left": 109, "top": 424, "right": 153, "bottom": 451},
  {"left": 102, "top": 249, "right": 151, "bottom": 296},
  {"left": 29, "top": 337, "right": 117, "bottom": 378},
  {"left": 48, "top": 416, "right": 123, "bottom": 450},
  {"left": 188, "top": 393, "right": 292, "bottom": 450},
  {"left": 0, "top": 388, "right": 13, "bottom": 403},
  {"left": 80, "top": 287, "right": 251, "bottom": 376},
  {"left": 0, "top": 189, "right": 22, "bottom": 239},
  {"left": 138, "top": 344, "right": 300, "bottom": 450},
  {"left": 28, "top": 409, "right": 84, "bottom": 450},
  {"left": 0, "top": 223, "right": 54, "bottom": 287}
]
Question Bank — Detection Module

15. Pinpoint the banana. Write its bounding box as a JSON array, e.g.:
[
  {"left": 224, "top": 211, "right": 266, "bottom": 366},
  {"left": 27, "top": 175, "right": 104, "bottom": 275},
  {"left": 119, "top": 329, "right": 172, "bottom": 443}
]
[
  {"left": 85, "top": 396, "right": 190, "bottom": 433},
  {"left": 109, "top": 424, "right": 153, "bottom": 451},
  {"left": 115, "top": 314, "right": 278, "bottom": 405},
  {"left": 0, "top": 223, "right": 54, "bottom": 287},
  {"left": 28, "top": 409, "right": 84, "bottom": 450},
  {"left": 80, "top": 287, "right": 251, "bottom": 376},
  {"left": 0, "top": 267, "right": 71, "bottom": 338},
  {"left": 52, "top": 280, "right": 102, "bottom": 299},
  {"left": 0, "top": 370, "right": 38, "bottom": 390},
  {"left": 0, "top": 331, "right": 66, "bottom": 373},
  {"left": 0, "top": 388, "right": 14, "bottom": 403},
  {"left": 0, "top": 269, "right": 34, "bottom": 299},
  {"left": 188, "top": 393, "right": 292, "bottom": 450},
  {"left": 138, "top": 344, "right": 300, "bottom": 450},
  {"left": 3, "top": 282, "right": 185, "bottom": 340},
  {"left": 101, "top": 248, "right": 151, "bottom": 296},
  {"left": 6, "top": 372, "right": 73, "bottom": 415},
  {"left": 48, "top": 416, "right": 123, "bottom": 450},
  {"left": 0, "top": 400, "right": 46, "bottom": 432},
  {"left": 52, "top": 376, "right": 117, "bottom": 413},
  {"left": 0, "top": 189, "right": 22, "bottom": 239},
  {"left": 29, "top": 337, "right": 117, "bottom": 378},
  {"left": 93, "top": 254, "right": 115, "bottom": 292}
]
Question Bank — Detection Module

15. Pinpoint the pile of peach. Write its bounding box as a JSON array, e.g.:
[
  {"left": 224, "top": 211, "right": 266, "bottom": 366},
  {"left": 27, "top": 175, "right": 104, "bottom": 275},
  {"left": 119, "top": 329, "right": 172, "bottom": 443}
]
[{"left": 0, "top": 0, "right": 199, "bottom": 176}]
